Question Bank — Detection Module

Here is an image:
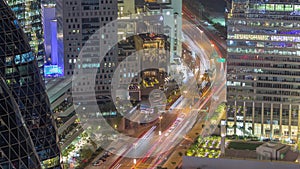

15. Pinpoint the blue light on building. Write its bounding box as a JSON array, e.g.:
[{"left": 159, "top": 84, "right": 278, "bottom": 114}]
[{"left": 44, "top": 65, "right": 64, "bottom": 77}]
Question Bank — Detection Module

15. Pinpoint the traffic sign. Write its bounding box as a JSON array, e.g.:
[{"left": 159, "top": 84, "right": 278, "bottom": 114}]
[{"left": 217, "top": 58, "right": 226, "bottom": 63}]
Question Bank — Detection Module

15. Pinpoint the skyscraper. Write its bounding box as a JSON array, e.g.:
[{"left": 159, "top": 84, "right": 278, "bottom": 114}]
[
  {"left": 6, "top": 0, "right": 45, "bottom": 75},
  {"left": 0, "top": 77, "right": 41, "bottom": 169},
  {"left": 144, "top": 0, "right": 182, "bottom": 64},
  {"left": 41, "top": 2, "right": 56, "bottom": 64},
  {"left": 57, "top": 0, "right": 118, "bottom": 103},
  {"left": 227, "top": 0, "right": 300, "bottom": 142},
  {"left": 0, "top": 1, "right": 60, "bottom": 168}
]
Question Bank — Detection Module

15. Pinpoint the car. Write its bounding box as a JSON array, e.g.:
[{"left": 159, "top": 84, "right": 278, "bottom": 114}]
[
  {"left": 179, "top": 114, "right": 185, "bottom": 119},
  {"left": 103, "top": 154, "right": 109, "bottom": 158},
  {"left": 220, "top": 36, "right": 226, "bottom": 40},
  {"left": 93, "top": 161, "right": 102, "bottom": 166},
  {"left": 159, "top": 85, "right": 164, "bottom": 90}
]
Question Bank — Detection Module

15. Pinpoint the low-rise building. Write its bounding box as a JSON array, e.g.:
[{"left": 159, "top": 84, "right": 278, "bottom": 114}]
[
  {"left": 46, "top": 77, "right": 83, "bottom": 150},
  {"left": 256, "top": 142, "right": 298, "bottom": 162}
]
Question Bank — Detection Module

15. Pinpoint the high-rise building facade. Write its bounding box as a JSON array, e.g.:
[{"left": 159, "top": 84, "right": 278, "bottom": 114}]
[
  {"left": 0, "top": 77, "right": 41, "bottom": 169},
  {"left": 0, "top": 1, "right": 60, "bottom": 168},
  {"left": 6, "top": 0, "right": 45, "bottom": 76},
  {"left": 113, "top": 39, "right": 140, "bottom": 102},
  {"left": 57, "top": 0, "right": 118, "bottom": 103},
  {"left": 42, "top": 2, "right": 56, "bottom": 64},
  {"left": 144, "top": 0, "right": 182, "bottom": 64},
  {"left": 227, "top": 0, "right": 300, "bottom": 142},
  {"left": 118, "top": 0, "right": 135, "bottom": 18},
  {"left": 42, "top": 2, "right": 64, "bottom": 77}
]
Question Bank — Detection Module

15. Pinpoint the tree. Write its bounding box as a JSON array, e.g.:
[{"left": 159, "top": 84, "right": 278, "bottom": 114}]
[
  {"left": 248, "top": 126, "right": 253, "bottom": 135},
  {"left": 232, "top": 124, "right": 237, "bottom": 135},
  {"left": 80, "top": 148, "right": 93, "bottom": 160},
  {"left": 239, "top": 126, "right": 245, "bottom": 137}
]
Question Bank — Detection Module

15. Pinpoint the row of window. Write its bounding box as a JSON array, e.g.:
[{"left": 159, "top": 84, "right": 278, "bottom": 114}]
[
  {"left": 250, "top": 3, "right": 300, "bottom": 12},
  {"left": 228, "top": 40, "right": 300, "bottom": 49},
  {"left": 74, "top": 85, "right": 111, "bottom": 92},
  {"left": 228, "top": 61, "right": 300, "bottom": 69},
  {"left": 228, "top": 68, "right": 300, "bottom": 78},
  {"left": 228, "top": 93, "right": 300, "bottom": 103},
  {"left": 228, "top": 47, "right": 300, "bottom": 56},
  {"left": 66, "top": 10, "right": 116, "bottom": 18},
  {"left": 229, "top": 18, "right": 300, "bottom": 28},
  {"left": 229, "top": 54, "right": 300, "bottom": 63},
  {"left": 65, "top": 0, "right": 113, "bottom": 6},
  {"left": 229, "top": 33, "right": 300, "bottom": 42}
]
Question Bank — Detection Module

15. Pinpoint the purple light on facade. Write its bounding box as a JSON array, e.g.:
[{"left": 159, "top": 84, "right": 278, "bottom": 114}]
[
  {"left": 42, "top": 4, "right": 56, "bottom": 61},
  {"left": 279, "top": 30, "right": 300, "bottom": 35},
  {"left": 51, "top": 20, "right": 58, "bottom": 65},
  {"left": 44, "top": 65, "right": 63, "bottom": 77}
]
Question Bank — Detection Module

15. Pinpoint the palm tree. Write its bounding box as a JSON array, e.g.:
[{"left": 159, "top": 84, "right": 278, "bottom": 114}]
[
  {"left": 239, "top": 126, "right": 245, "bottom": 137},
  {"left": 232, "top": 124, "right": 237, "bottom": 136},
  {"left": 248, "top": 127, "right": 253, "bottom": 135}
]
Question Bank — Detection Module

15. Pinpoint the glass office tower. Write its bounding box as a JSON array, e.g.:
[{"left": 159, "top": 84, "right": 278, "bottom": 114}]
[
  {"left": 227, "top": 0, "right": 300, "bottom": 142},
  {"left": 0, "top": 1, "right": 60, "bottom": 168},
  {"left": 0, "top": 77, "right": 41, "bottom": 169},
  {"left": 6, "top": 0, "right": 45, "bottom": 75}
]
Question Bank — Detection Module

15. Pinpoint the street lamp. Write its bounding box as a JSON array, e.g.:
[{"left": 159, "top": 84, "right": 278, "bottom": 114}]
[
  {"left": 211, "top": 44, "right": 215, "bottom": 58},
  {"left": 159, "top": 115, "right": 163, "bottom": 135},
  {"left": 133, "top": 158, "right": 137, "bottom": 168},
  {"left": 199, "top": 29, "right": 203, "bottom": 41},
  {"left": 183, "top": 90, "right": 188, "bottom": 96}
]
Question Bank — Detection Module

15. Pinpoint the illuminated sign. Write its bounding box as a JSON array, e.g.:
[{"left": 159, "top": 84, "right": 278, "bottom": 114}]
[
  {"left": 217, "top": 58, "right": 226, "bottom": 63},
  {"left": 221, "top": 120, "right": 226, "bottom": 126},
  {"left": 44, "top": 65, "right": 63, "bottom": 77},
  {"left": 234, "top": 34, "right": 269, "bottom": 41},
  {"left": 233, "top": 34, "right": 300, "bottom": 42}
]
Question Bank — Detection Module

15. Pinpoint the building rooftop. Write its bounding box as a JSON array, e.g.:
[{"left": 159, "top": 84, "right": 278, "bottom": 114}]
[
  {"left": 258, "top": 142, "right": 286, "bottom": 151},
  {"left": 145, "top": 3, "right": 172, "bottom": 10},
  {"left": 46, "top": 77, "right": 72, "bottom": 104},
  {"left": 118, "top": 40, "right": 135, "bottom": 50},
  {"left": 137, "top": 33, "right": 167, "bottom": 41}
]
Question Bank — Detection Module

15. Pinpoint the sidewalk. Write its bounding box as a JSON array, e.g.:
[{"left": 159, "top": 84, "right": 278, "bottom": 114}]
[
  {"left": 161, "top": 95, "right": 226, "bottom": 168},
  {"left": 161, "top": 118, "right": 205, "bottom": 168}
]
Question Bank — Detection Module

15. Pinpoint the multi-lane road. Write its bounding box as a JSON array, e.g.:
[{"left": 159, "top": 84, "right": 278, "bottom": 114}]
[
  {"left": 109, "top": 97, "right": 210, "bottom": 169},
  {"left": 87, "top": 3, "right": 227, "bottom": 169}
]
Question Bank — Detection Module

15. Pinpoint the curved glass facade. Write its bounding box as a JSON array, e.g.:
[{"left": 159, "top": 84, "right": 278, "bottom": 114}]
[
  {"left": 0, "top": 77, "right": 41, "bottom": 169},
  {"left": 6, "top": 0, "right": 45, "bottom": 75},
  {"left": 0, "top": 1, "right": 60, "bottom": 168}
]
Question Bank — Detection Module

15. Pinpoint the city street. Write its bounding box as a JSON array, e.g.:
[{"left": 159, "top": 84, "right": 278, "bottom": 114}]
[{"left": 86, "top": 3, "right": 227, "bottom": 169}]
